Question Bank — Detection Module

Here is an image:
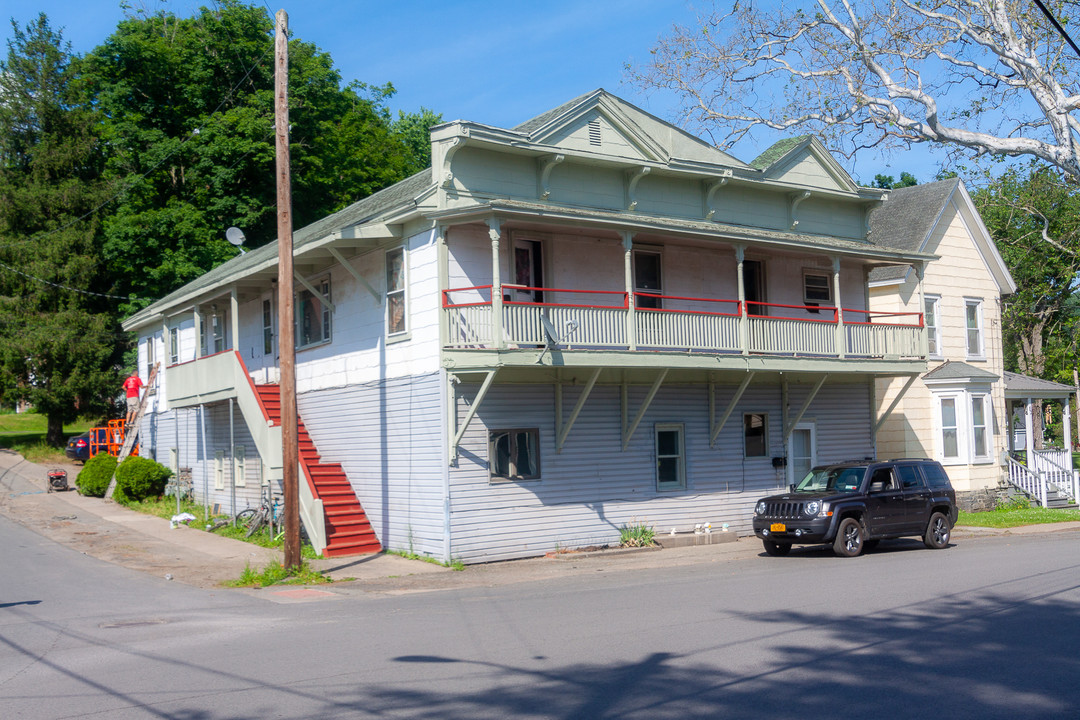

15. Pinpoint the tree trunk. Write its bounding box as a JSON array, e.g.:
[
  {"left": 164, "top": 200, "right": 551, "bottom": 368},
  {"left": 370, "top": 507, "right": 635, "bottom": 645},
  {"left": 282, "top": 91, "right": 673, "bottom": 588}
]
[
  {"left": 46, "top": 413, "right": 65, "bottom": 447},
  {"left": 1018, "top": 322, "right": 1047, "bottom": 450}
]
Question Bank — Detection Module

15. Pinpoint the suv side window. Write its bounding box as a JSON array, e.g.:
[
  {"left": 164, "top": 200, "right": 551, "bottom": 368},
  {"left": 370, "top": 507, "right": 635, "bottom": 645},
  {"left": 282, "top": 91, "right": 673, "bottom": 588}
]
[
  {"left": 869, "top": 467, "right": 895, "bottom": 490},
  {"left": 921, "top": 463, "right": 952, "bottom": 489},
  {"left": 897, "top": 465, "right": 924, "bottom": 489}
]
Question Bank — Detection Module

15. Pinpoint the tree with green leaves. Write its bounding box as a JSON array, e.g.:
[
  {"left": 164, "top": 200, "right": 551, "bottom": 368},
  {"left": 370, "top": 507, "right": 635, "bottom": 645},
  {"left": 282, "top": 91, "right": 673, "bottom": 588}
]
[
  {"left": 78, "top": 1, "right": 439, "bottom": 314},
  {"left": 975, "top": 164, "right": 1080, "bottom": 447},
  {"left": 871, "top": 172, "right": 917, "bottom": 190},
  {"left": 0, "top": 15, "right": 123, "bottom": 444}
]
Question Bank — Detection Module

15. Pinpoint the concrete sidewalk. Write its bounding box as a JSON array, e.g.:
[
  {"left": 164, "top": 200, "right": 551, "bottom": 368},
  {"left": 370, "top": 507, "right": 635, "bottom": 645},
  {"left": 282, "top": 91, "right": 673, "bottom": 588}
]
[{"left": 3, "top": 449, "right": 1078, "bottom": 595}]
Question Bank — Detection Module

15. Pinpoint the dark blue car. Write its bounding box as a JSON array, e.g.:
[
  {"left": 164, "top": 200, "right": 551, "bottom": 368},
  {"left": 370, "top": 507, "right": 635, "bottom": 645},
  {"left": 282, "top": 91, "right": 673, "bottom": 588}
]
[{"left": 64, "top": 432, "right": 91, "bottom": 462}]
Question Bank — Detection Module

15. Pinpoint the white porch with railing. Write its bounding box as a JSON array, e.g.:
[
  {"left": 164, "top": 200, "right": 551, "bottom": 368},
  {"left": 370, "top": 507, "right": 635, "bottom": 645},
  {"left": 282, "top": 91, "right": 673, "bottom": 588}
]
[
  {"left": 1005, "top": 450, "right": 1079, "bottom": 508},
  {"left": 445, "top": 285, "right": 925, "bottom": 359}
]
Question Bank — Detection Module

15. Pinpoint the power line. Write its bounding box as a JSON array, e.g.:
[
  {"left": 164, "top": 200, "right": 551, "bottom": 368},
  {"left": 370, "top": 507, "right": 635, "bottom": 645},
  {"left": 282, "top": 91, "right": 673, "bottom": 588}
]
[
  {"left": 1033, "top": 0, "right": 1080, "bottom": 60},
  {"left": 0, "top": 260, "right": 130, "bottom": 300}
]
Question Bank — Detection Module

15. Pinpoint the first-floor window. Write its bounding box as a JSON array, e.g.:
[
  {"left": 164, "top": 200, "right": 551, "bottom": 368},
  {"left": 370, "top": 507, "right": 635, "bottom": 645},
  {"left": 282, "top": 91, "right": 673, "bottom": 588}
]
[
  {"left": 744, "top": 413, "right": 768, "bottom": 457},
  {"left": 233, "top": 446, "right": 246, "bottom": 488},
  {"left": 297, "top": 277, "right": 331, "bottom": 348},
  {"left": 214, "top": 450, "right": 225, "bottom": 490},
  {"left": 971, "top": 394, "right": 989, "bottom": 459},
  {"left": 489, "top": 429, "right": 540, "bottom": 481},
  {"left": 940, "top": 398, "right": 959, "bottom": 459},
  {"left": 655, "top": 423, "right": 686, "bottom": 490}
]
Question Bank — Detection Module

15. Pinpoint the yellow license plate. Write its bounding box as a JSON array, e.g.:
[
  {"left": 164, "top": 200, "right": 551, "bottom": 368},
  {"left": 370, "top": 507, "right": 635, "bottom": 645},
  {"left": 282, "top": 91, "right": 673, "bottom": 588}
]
[{"left": 770, "top": 523, "right": 786, "bottom": 532}]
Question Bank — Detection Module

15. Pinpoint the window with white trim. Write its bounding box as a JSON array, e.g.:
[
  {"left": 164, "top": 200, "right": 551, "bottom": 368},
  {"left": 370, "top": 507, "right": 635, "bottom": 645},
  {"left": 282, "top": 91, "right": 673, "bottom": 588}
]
[
  {"left": 296, "top": 277, "right": 331, "bottom": 348},
  {"left": 971, "top": 394, "right": 990, "bottom": 460},
  {"left": 489, "top": 428, "right": 540, "bottom": 482},
  {"left": 233, "top": 445, "right": 246, "bottom": 487},
  {"left": 169, "top": 326, "right": 179, "bottom": 364},
  {"left": 386, "top": 247, "right": 407, "bottom": 336},
  {"left": 655, "top": 423, "right": 686, "bottom": 490},
  {"left": 965, "top": 298, "right": 984, "bottom": 359},
  {"left": 262, "top": 299, "right": 274, "bottom": 356},
  {"left": 925, "top": 295, "right": 941, "bottom": 358},
  {"left": 940, "top": 397, "right": 960, "bottom": 460},
  {"left": 744, "top": 413, "right": 768, "bottom": 457}
]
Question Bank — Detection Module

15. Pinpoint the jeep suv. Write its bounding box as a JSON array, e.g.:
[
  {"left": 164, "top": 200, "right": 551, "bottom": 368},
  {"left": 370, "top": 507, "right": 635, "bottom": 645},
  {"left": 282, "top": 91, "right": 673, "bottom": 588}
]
[{"left": 751, "top": 459, "right": 957, "bottom": 557}]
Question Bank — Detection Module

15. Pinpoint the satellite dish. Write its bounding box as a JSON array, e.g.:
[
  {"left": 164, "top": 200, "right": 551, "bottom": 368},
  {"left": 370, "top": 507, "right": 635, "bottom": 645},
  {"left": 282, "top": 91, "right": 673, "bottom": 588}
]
[
  {"left": 226, "top": 227, "right": 246, "bottom": 246},
  {"left": 541, "top": 316, "right": 562, "bottom": 347}
]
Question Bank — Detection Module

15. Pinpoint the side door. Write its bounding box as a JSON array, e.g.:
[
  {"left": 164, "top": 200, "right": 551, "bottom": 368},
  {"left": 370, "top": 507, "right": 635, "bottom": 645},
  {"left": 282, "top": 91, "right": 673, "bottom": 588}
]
[
  {"left": 865, "top": 466, "right": 906, "bottom": 536},
  {"left": 897, "top": 463, "right": 933, "bottom": 532}
]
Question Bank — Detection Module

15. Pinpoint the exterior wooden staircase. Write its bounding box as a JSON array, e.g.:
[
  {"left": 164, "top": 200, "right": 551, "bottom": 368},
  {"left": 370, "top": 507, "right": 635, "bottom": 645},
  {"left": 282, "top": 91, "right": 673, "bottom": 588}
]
[{"left": 254, "top": 383, "right": 381, "bottom": 557}]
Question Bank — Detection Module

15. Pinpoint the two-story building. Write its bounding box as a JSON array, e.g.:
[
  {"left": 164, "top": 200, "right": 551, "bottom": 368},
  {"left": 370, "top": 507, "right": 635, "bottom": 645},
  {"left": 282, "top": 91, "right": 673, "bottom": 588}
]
[{"left": 122, "top": 89, "right": 937, "bottom": 563}]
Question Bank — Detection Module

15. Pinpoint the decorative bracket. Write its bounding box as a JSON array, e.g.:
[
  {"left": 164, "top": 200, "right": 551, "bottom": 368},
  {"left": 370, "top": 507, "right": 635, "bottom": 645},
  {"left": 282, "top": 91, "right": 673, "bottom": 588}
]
[
  {"left": 627, "top": 166, "right": 651, "bottom": 211},
  {"left": 789, "top": 190, "right": 811, "bottom": 230},
  {"left": 441, "top": 134, "right": 467, "bottom": 188},
  {"left": 539, "top": 154, "right": 565, "bottom": 200},
  {"left": 705, "top": 171, "right": 732, "bottom": 220}
]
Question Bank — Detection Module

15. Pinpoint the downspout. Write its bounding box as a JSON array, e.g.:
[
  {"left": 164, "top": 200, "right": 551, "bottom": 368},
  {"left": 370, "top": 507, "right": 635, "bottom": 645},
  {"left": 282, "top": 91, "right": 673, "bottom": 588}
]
[
  {"left": 200, "top": 404, "right": 209, "bottom": 520},
  {"left": 229, "top": 398, "right": 236, "bottom": 518}
]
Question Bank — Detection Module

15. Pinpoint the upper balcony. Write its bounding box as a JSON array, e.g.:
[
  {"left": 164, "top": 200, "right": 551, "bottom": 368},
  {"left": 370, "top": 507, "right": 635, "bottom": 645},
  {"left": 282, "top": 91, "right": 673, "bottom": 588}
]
[{"left": 443, "top": 284, "right": 925, "bottom": 371}]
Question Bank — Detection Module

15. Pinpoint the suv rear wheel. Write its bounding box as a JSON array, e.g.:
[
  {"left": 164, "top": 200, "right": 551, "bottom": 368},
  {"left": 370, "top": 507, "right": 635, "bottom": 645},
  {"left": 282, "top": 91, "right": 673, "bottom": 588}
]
[
  {"left": 833, "top": 517, "right": 865, "bottom": 557},
  {"left": 923, "top": 512, "right": 951, "bottom": 549},
  {"left": 762, "top": 540, "right": 791, "bottom": 557}
]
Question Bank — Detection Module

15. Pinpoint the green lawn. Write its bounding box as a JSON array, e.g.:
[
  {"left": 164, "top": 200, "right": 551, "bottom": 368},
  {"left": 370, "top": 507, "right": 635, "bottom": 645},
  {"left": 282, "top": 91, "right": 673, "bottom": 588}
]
[
  {"left": 0, "top": 412, "right": 97, "bottom": 463},
  {"left": 957, "top": 506, "right": 1080, "bottom": 528}
]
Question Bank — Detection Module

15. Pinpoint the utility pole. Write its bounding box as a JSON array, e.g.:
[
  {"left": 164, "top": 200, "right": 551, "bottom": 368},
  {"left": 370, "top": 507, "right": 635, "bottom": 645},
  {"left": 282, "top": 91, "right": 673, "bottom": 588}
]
[{"left": 274, "top": 8, "right": 300, "bottom": 571}]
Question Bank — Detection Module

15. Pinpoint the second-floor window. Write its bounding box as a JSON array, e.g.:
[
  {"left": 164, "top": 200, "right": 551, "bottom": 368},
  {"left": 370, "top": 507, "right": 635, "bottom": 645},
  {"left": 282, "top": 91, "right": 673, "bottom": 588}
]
[
  {"left": 925, "top": 295, "right": 941, "bottom": 357},
  {"left": 169, "top": 326, "right": 179, "bottom": 365},
  {"left": 262, "top": 299, "right": 274, "bottom": 356},
  {"left": 297, "top": 277, "right": 331, "bottom": 348},
  {"left": 386, "top": 247, "right": 407, "bottom": 336},
  {"left": 965, "top": 298, "right": 984, "bottom": 359},
  {"left": 803, "top": 271, "right": 831, "bottom": 313},
  {"left": 633, "top": 249, "right": 663, "bottom": 309}
]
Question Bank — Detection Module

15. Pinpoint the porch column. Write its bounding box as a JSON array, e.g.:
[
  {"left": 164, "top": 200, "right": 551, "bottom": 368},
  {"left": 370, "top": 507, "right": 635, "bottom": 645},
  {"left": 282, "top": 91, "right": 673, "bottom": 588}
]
[
  {"left": 193, "top": 308, "right": 202, "bottom": 360},
  {"left": 916, "top": 263, "right": 929, "bottom": 358},
  {"left": 230, "top": 287, "right": 240, "bottom": 352},
  {"left": 622, "top": 231, "right": 636, "bottom": 351},
  {"left": 736, "top": 245, "right": 748, "bottom": 355},
  {"left": 437, "top": 226, "right": 448, "bottom": 348},
  {"left": 1025, "top": 397, "right": 1034, "bottom": 459},
  {"left": 832, "top": 256, "right": 845, "bottom": 359},
  {"left": 488, "top": 219, "right": 504, "bottom": 349},
  {"left": 1064, "top": 396, "right": 1072, "bottom": 455}
]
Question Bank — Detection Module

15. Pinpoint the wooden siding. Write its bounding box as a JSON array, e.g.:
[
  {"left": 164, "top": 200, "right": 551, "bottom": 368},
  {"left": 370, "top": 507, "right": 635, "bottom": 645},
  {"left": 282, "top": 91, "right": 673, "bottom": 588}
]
[
  {"left": 448, "top": 380, "right": 874, "bottom": 563},
  {"left": 870, "top": 198, "right": 1007, "bottom": 491},
  {"left": 140, "top": 404, "right": 264, "bottom": 514},
  {"left": 444, "top": 145, "right": 870, "bottom": 237},
  {"left": 296, "top": 371, "right": 446, "bottom": 559}
]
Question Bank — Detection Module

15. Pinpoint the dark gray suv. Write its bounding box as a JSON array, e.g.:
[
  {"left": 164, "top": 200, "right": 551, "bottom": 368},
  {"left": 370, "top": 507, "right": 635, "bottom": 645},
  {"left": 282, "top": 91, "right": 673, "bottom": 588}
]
[{"left": 751, "top": 459, "right": 957, "bottom": 557}]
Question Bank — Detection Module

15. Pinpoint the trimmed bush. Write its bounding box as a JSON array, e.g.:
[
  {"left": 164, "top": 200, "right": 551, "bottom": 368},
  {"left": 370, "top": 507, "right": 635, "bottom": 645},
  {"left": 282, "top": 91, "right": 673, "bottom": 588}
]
[
  {"left": 76, "top": 453, "right": 117, "bottom": 497},
  {"left": 114, "top": 456, "right": 173, "bottom": 504}
]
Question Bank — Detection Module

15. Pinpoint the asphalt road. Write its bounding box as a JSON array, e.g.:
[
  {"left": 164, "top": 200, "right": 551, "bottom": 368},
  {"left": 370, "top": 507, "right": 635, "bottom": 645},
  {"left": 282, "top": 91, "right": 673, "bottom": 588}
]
[{"left": 2, "top": 513, "right": 1078, "bottom": 720}]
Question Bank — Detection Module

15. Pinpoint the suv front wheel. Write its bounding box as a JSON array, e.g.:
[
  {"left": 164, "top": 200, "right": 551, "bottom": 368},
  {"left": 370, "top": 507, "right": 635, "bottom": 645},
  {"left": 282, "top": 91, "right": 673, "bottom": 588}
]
[
  {"left": 762, "top": 540, "right": 791, "bottom": 557},
  {"left": 833, "top": 517, "right": 865, "bottom": 557},
  {"left": 923, "top": 512, "right": 951, "bottom": 549}
]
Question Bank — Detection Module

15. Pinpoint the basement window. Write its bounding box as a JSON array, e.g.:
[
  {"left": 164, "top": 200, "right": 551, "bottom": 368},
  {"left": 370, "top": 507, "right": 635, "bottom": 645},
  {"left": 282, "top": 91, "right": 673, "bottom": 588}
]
[{"left": 489, "top": 429, "right": 540, "bottom": 482}]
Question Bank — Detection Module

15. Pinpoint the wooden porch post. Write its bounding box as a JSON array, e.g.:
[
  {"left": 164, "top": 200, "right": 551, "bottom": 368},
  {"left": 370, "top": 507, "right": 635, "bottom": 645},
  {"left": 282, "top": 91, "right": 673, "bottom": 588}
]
[
  {"left": 488, "top": 219, "right": 504, "bottom": 349},
  {"left": 736, "top": 245, "right": 748, "bottom": 355},
  {"left": 1063, "top": 396, "right": 1072, "bottom": 455},
  {"left": 622, "top": 231, "right": 636, "bottom": 351},
  {"left": 230, "top": 287, "right": 240, "bottom": 352},
  {"left": 832, "top": 256, "right": 845, "bottom": 359},
  {"left": 916, "top": 263, "right": 929, "bottom": 358},
  {"left": 193, "top": 307, "right": 202, "bottom": 360}
]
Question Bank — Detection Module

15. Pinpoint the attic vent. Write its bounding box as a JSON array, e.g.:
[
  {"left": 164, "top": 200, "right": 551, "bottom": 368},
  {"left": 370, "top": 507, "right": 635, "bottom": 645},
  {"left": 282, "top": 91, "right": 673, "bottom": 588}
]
[{"left": 588, "top": 119, "right": 601, "bottom": 146}]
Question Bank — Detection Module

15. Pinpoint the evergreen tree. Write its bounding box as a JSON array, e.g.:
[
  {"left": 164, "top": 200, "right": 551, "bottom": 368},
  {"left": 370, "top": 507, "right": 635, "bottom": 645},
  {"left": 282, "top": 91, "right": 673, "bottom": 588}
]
[{"left": 0, "top": 15, "right": 122, "bottom": 444}]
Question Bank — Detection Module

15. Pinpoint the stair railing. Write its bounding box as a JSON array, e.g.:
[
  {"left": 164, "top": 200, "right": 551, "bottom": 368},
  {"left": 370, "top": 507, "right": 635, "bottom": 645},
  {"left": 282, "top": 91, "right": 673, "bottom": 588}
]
[
  {"left": 1005, "top": 454, "right": 1048, "bottom": 508},
  {"left": 1031, "top": 449, "right": 1079, "bottom": 504}
]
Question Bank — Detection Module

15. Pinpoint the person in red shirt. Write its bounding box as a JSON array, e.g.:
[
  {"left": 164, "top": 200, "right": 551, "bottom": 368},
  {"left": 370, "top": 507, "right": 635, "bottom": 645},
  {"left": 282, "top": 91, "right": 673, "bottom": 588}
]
[{"left": 123, "top": 371, "right": 144, "bottom": 425}]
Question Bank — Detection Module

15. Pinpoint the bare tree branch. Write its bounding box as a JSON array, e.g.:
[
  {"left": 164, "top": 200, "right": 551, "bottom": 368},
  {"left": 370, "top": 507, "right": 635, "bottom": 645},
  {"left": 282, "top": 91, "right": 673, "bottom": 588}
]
[{"left": 631, "top": 0, "right": 1080, "bottom": 177}]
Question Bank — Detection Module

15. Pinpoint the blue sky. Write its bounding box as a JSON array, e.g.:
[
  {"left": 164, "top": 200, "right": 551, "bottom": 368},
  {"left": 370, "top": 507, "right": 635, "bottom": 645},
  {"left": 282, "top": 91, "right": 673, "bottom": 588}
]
[{"left": 2, "top": 0, "right": 944, "bottom": 184}]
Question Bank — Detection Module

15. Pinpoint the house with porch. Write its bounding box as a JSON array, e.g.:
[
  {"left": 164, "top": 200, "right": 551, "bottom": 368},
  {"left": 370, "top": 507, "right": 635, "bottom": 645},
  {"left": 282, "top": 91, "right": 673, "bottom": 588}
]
[
  {"left": 123, "top": 89, "right": 942, "bottom": 563},
  {"left": 868, "top": 179, "right": 1077, "bottom": 510}
]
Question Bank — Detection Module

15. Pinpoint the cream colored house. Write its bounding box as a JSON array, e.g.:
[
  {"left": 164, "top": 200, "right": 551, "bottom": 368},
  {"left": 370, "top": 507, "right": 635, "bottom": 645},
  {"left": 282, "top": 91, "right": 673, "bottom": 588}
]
[{"left": 869, "top": 179, "right": 1016, "bottom": 500}]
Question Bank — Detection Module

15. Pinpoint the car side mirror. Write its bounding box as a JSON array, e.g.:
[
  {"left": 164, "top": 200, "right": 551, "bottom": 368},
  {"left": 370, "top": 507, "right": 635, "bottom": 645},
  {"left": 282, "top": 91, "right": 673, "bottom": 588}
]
[{"left": 789, "top": 484, "right": 796, "bottom": 493}]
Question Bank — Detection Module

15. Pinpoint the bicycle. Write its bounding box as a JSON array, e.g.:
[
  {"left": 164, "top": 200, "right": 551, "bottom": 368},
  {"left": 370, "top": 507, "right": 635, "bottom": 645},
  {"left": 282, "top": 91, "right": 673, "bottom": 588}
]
[{"left": 236, "top": 491, "right": 283, "bottom": 538}]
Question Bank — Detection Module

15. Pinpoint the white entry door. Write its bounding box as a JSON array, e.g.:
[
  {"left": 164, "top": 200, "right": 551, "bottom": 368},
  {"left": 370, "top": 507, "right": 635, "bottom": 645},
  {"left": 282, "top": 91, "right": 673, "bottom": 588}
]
[{"left": 789, "top": 423, "right": 816, "bottom": 486}]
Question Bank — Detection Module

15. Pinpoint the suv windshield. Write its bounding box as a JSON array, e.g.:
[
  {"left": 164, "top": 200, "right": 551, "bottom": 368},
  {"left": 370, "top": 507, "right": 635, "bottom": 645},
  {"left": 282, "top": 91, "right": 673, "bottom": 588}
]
[{"left": 794, "top": 466, "right": 867, "bottom": 493}]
